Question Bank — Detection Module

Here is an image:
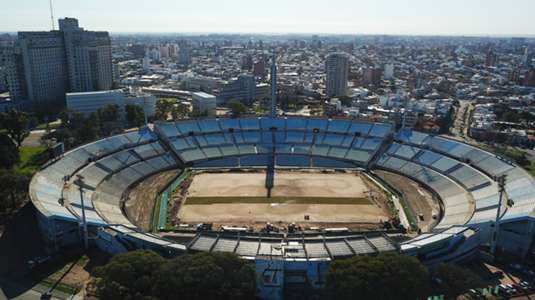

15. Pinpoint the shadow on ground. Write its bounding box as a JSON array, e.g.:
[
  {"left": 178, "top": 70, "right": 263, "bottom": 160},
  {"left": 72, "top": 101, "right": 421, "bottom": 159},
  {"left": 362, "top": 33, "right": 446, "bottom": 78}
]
[{"left": 0, "top": 203, "right": 109, "bottom": 299}]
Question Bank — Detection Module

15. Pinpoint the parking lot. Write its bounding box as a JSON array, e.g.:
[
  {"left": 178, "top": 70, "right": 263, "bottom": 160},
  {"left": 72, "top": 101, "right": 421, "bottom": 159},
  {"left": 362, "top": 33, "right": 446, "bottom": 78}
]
[{"left": 465, "top": 260, "right": 535, "bottom": 299}]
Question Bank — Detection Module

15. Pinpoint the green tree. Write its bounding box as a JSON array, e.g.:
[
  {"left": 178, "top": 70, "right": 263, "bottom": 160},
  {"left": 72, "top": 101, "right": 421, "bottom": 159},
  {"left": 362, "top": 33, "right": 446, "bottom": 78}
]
[
  {"left": 93, "top": 251, "right": 255, "bottom": 300},
  {"left": 325, "top": 252, "right": 431, "bottom": 300},
  {"left": 125, "top": 104, "right": 145, "bottom": 128},
  {"left": 155, "top": 100, "right": 174, "bottom": 121},
  {"left": 228, "top": 100, "right": 246, "bottom": 118},
  {"left": 78, "top": 113, "right": 100, "bottom": 142},
  {"left": 431, "top": 263, "right": 483, "bottom": 299},
  {"left": 97, "top": 104, "right": 122, "bottom": 136},
  {"left": 171, "top": 103, "right": 189, "bottom": 120},
  {"left": 93, "top": 250, "right": 165, "bottom": 300},
  {"left": 0, "top": 133, "right": 19, "bottom": 169},
  {"left": 97, "top": 104, "right": 120, "bottom": 123},
  {"left": 0, "top": 169, "right": 30, "bottom": 214},
  {"left": 59, "top": 109, "right": 86, "bottom": 131},
  {"left": 0, "top": 109, "right": 31, "bottom": 147},
  {"left": 338, "top": 96, "right": 353, "bottom": 107},
  {"left": 503, "top": 110, "right": 520, "bottom": 123},
  {"left": 52, "top": 109, "right": 99, "bottom": 148},
  {"left": 152, "top": 252, "right": 255, "bottom": 300},
  {"left": 520, "top": 111, "right": 535, "bottom": 122}
]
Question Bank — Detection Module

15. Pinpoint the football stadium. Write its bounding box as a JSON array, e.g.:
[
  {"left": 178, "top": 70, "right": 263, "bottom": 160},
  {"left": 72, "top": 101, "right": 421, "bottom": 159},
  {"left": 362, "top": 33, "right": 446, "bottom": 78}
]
[{"left": 29, "top": 117, "right": 535, "bottom": 286}]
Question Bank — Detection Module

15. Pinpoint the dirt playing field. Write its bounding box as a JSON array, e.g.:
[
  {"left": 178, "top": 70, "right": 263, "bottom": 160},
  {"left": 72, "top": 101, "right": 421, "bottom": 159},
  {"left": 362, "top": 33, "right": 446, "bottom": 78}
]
[
  {"left": 374, "top": 170, "right": 441, "bottom": 232},
  {"left": 177, "top": 170, "right": 391, "bottom": 230},
  {"left": 124, "top": 170, "right": 180, "bottom": 230},
  {"left": 187, "top": 172, "right": 266, "bottom": 197}
]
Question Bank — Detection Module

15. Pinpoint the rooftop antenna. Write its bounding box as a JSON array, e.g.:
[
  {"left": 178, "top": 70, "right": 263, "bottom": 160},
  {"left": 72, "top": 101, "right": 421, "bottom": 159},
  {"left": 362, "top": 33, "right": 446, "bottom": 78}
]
[{"left": 49, "top": 0, "right": 55, "bottom": 30}]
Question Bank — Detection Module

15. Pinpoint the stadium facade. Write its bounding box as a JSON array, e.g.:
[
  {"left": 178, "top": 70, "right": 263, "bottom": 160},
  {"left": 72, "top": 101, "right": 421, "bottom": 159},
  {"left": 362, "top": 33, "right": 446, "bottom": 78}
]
[{"left": 29, "top": 117, "right": 535, "bottom": 266}]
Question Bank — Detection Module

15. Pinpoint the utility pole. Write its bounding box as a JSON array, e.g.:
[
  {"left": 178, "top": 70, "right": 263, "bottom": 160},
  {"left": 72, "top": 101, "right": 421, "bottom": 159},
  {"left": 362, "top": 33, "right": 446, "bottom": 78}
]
[
  {"left": 74, "top": 175, "right": 89, "bottom": 249},
  {"left": 490, "top": 175, "right": 509, "bottom": 257}
]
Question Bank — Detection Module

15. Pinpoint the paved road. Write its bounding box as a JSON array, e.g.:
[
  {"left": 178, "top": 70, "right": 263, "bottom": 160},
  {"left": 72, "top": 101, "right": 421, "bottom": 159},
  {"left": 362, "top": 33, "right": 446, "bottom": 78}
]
[
  {"left": 21, "top": 130, "right": 50, "bottom": 148},
  {"left": 446, "top": 100, "right": 487, "bottom": 149}
]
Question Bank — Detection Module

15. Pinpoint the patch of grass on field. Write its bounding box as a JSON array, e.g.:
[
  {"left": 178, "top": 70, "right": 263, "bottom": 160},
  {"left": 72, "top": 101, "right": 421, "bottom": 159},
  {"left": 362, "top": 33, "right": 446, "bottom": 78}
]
[
  {"left": 185, "top": 196, "right": 371, "bottom": 205},
  {"left": 151, "top": 194, "right": 162, "bottom": 232},
  {"left": 14, "top": 145, "right": 48, "bottom": 175}
]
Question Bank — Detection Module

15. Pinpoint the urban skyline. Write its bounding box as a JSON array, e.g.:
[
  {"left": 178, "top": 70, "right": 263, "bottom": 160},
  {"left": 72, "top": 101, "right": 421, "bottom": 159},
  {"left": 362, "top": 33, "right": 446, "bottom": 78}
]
[
  {"left": 1, "top": 0, "right": 535, "bottom": 36},
  {"left": 2, "top": 3, "right": 535, "bottom": 299}
]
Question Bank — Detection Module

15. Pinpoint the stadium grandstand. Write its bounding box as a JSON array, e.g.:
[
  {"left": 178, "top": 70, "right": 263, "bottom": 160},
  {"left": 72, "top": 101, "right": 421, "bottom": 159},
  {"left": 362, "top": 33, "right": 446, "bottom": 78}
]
[{"left": 28, "top": 117, "right": 535, "bottom": 265}]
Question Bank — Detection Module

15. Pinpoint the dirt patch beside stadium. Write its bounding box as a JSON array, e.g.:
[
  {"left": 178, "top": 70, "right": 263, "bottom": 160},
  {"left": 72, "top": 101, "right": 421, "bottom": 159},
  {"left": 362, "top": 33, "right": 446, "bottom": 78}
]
[
  {"left": 124, "top": 169, "right": 180, "bottom": 230},
  {"left": 374, "top": 170, "right": 440, "bottom": 232},
  {"left": 177, "top": 170, "right": 391, "bottom": 230}
]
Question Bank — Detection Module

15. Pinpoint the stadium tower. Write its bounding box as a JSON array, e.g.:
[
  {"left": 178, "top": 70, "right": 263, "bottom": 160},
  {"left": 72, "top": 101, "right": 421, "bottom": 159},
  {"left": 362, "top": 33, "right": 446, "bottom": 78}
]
[
  {"left": 270, "top": 53, "right": 277, "bottom": 118},
  {"left": 265, "top": 53, "right": 278, "bottom": 197}
]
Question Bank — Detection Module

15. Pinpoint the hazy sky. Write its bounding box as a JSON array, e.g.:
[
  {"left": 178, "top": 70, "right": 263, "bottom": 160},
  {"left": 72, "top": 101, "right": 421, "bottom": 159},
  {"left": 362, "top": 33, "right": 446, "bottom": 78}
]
[{"left": 1, "top": 0, "right": 534, "bottom": 36}]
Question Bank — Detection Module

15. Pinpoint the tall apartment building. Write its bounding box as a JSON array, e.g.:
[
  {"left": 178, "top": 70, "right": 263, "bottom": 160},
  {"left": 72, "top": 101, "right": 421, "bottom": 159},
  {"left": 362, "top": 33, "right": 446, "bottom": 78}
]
[
  {"left": 178, "top": 47, "right": 191, "bottom": 66},
  {"left": 325, "top": 53, "right": 349, "bottom": 97},
  {"left": 524, "top": 68, "right": 535, "bottom": 87},
  {"left": 485, "top": 48, "right": 498, "bottom": 67},
  {"left": 6, "top": 18, "right": 112, "bottom": 111},
  {"left": 62, "top": 18, "right": 113, "bottom": 92},
  {"left": 16, "top": 31, "right": 68, "bottom": 109},
  {"left": 363, "top": 67, "right": 383, "bottom": 87},
  {"left": 216, "top": 75, "right": 257, "bottom": 105},
  {"left": 2, "top": 46, "right": 27, "bottom": 100}
]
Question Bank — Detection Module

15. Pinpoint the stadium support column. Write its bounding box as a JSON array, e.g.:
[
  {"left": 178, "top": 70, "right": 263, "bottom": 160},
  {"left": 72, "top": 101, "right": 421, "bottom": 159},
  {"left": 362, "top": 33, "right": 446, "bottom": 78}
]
[
  {"left": 490, "top": 175, "right": 508, "bottom": 257},
  {"left": 266, "top": 127, "right": 276, "bottom": 198},
  {"left": 270, "top": 54, "right": 277, "bottom": 118},
  {"left": 74, "top": 175, "right": 89, "bottom": 250}
]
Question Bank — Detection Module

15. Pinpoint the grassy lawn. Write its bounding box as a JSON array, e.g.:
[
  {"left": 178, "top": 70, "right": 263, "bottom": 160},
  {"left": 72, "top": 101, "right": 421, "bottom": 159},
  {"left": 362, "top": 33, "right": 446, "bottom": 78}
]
[
  {"left": 185, "top": 196, "right": 371, "bottom": 205},
  {"left": 526, "top": 160, "right": 535, "bottom": 178},
  {"left": 14, "top": 145, "right": 48, "bottom": 175}
]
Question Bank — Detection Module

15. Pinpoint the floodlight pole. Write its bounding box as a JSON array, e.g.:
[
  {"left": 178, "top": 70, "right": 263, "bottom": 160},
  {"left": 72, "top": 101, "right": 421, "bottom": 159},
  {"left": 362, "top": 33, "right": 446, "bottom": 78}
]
[
  {"left": 490, "top": 174, "right": 507, "bottom": 257},
  {"left": 74, "top": 175, "right": 89, "bottom": 250},
  {"left": 270, "top": 53, "right": 277, "bottom": 118},
  {"left": 143, "top": 96, "right": 148, "bottom": 126}
]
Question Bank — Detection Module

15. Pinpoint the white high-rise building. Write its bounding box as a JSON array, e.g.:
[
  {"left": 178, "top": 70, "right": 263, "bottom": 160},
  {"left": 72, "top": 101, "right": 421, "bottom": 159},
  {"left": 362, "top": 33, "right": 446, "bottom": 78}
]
[
  {"left": 384, "top": 63, "right": 394, "bottom": 80},
  {"left": 142, "top": 57, "right": 151, "bottom": 71},
  {"left": 192, "top": 92, "right": 216, "bottom": 116},
  {"left": 325, "top": 53, "right": 349, "bottom": 97}
]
